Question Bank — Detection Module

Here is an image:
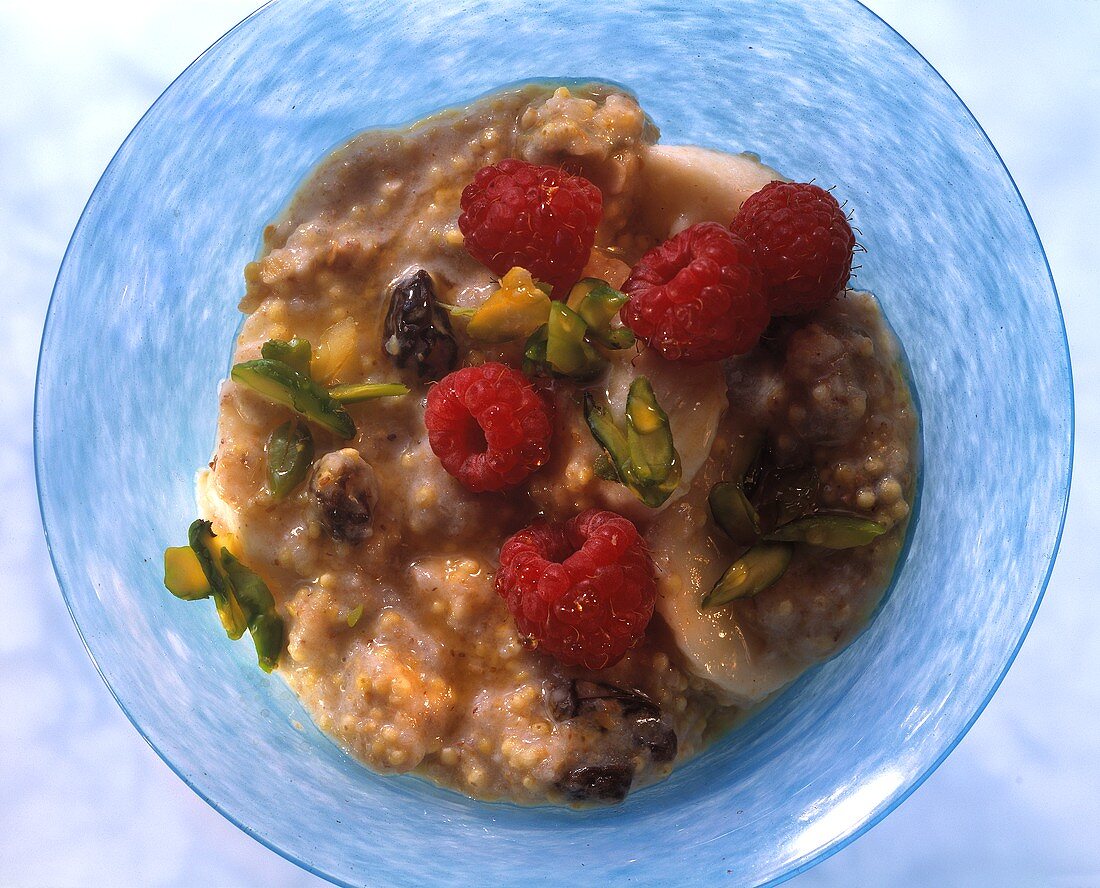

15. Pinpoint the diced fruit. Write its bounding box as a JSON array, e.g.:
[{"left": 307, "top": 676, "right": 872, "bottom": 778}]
[
  {"left": 495, "top": 509, "right": 657, "bottom": 669},
  {"left": 231, "top": 358, "right": 355, "bottom": 439},
  {"left": 766, "top": 514, "right": 886, "bottom": 548},
  {"left": 328, "top": 382, "right": 410, "bottom": 403},
  {"left": 622, "top": 222, "right": 769, "bottom": 362},
  {"left": 701, "top": 543, "right": 793, "bottom": 610},
  {"left": 265, "top": 420, "right": 314, "bottom": 500},
  {"left": 312, "top": 317, "right": 360, "bottom": 383},
  {"left": 458, "top": 158, "right": 602, "bottom": 293},
  {"left": 382, "top": 269, "right": 458, "bottom": 381},
  {"left": 731, "top": 181, "right": 855, "bottom": 315},
  {"left": 466, "top": 267, "right": 552, "bottom": 343},
  {"left": 580, "top": 248, "right": 632, "bottom": 290},
  {"left": 261, "top": 338, "right": 312, "bottom": 376},
  {"left": 424, "top": 363, "right": 553, "bottom": 492},
  {"left": 163, "top": 546, "right": 211, "bottom": 601}
]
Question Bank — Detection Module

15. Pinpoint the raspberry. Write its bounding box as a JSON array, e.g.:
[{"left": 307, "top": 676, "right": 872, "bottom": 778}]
[
  {"left": 621, "top": 222, "right": 768, "bottom": 362},
  {"left": 458, "top": 159, "right": 603, "bottom": 293},
  {"left": 731, "top": 181, "right": 855, "bottom": 316},
  {"left": 424, "top": 362, "right": 553, "bottom": 493},
  {"left": 495, "top": 509, "right": 657, "bottom": 669}
]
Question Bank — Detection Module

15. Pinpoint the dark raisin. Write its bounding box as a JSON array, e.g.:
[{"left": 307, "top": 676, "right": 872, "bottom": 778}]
[
  {"left": 310, "top": 450, "right": 377, "bottom": 543},
  {"left": 556, "top": 763, "right": 633, "bottom": 803},
  {"left": 631, "top": 716, "right": 678, "bottom": 763},
  {"left": 547, "top": 679, "right": 675, "bottom": 762},
  {"left": 749, "top": 460, "right": 821, "bottom": 533},
  {"left": 548, "top": 679, "right": 661, "bottom": 722},
  {"left": 383, "top": 269, "right": 457, "bottom": 381}
]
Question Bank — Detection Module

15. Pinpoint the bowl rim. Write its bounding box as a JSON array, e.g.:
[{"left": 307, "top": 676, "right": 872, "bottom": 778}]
[{"left": 33, "top": 1, "right": 1074, "bottom": 885}]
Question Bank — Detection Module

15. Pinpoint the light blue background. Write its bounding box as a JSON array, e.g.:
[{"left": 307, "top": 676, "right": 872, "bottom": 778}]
[{"left": 2, "top": 1, "right": 1095, "bottom": 885}]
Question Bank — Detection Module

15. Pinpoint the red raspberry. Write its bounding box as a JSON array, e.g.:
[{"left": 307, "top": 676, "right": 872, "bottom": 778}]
[
  {"left": 425, "top": 362, "right": 553, "bottom": 493},
  {"left": 495, "top": 509, "right": 657, "bottom": 669},
  {"left": 731, "top": 181, "right": 856, "bottom": 316},
  {"left": 621, "top": 222, "right": 768, "bottom": 362},
  {"left": 458, "top": 159, "right": 603, "bottom": 293}
]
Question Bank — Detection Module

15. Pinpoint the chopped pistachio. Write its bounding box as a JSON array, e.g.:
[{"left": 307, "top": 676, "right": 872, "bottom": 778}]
[
  {"left": 328, "top": 382, "right": 410, "bottom": 404},
  {"left": 266, "top": 420, "right": 314, "bottom": 500},
  {"left": 261, "top": 338, "right": 312, "bottom": 376},
  {"left": 625, "top": 377, "right": 679, "bottom": 486},
  {"left": 701, "top": 544, "right": 793, "bottom": 610},
  {"left": 165, "top": 520, "right": 287, "bottom": 672},
  {"left": 220, "top": 549, "right": 285, "bottom": 672},
  {"left": 766, "top": 514, "right": 887, "bottom": 548},
  {"left": 708, "top": 481, "right": 762, "bottom": 545},
  {"left": 568, "top": 278, "right": 634, "bottom": 349},
  {"left": 584, "top": 378, "right": 681, "bottom": 508},
  {"left": 163, "top": 545, "right": 211, "bottom": 601},
  {"left": 546, "top": 301, "right": 606, "bottom": 379},
  {"left": 231, "top": 358, "right": 355, "bottom": 439},
  {"left": 187, "top": 519, "right": 246, "bottom": 639},
  {"left": 522, "top": 324, "right": 550, "bottom": 377}
]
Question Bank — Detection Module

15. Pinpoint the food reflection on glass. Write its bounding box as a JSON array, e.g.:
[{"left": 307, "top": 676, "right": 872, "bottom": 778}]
[{"left": 162, "top": 82, "right": 917, "bottom": 806}]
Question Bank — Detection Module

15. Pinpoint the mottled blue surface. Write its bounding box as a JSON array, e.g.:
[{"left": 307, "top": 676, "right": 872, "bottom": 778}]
[{"left": 7, "top": 0, "right": 1090, "bottom": 886}]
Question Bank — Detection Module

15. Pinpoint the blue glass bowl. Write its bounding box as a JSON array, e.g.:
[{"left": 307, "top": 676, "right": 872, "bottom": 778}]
[{"left": 36, "top": 0, "right": 1071, "bottom": 884}]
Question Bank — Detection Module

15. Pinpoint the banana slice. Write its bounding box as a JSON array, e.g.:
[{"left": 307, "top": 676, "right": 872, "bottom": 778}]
[
  {"left": 647, "top": 451, "right": 803, "bottom": 706},
  {"left": 636, "top": 144, "right": 786, "bottom": 239}
]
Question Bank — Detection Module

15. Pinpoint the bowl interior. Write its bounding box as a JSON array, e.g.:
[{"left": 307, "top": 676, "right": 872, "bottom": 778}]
[{"left": 36, "top": 0, "right": 1071, "bottom": 885}]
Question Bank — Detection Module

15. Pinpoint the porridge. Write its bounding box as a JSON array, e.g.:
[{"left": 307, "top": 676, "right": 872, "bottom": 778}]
[{"left": 162, "top": 82, "right": 917, "bottom": 805}]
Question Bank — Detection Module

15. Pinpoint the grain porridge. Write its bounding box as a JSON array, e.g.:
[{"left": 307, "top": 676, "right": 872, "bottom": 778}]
[{"left": 163, "top": 82, "right": 917, "bottom": 805}]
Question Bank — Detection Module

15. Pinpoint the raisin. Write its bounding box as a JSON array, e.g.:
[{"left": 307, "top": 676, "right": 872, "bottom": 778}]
[
  {"left": 546, "top": 679, "right": 661, "bottom": 721},
  {"left": 310, "top": 449, "right": 377, "bottom": 543},
  {"left": 383, "top": 269, "right": 457, "bottom": 381},
  {"left": 556, "top": 763, "right": 633, "bottom": 803},
  {"left": 546, "top": 678, "right": 678, "bottom": 764},
  {"left": 631, "top": 716, "right": 678, "bottom": 763}
]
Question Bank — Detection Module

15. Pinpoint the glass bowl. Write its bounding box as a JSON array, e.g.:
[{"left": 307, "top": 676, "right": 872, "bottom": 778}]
[{"left": 35, "top": 0, "right": 1072, "bottom": 884}]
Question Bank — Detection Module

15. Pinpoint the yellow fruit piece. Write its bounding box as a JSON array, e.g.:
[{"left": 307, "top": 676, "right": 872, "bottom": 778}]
[
  {"left": 312, "top": 317, "right": 360, "bottom": 383},
  {"left": 466, "top": 267, "right": 552, "bottom": 343}
]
